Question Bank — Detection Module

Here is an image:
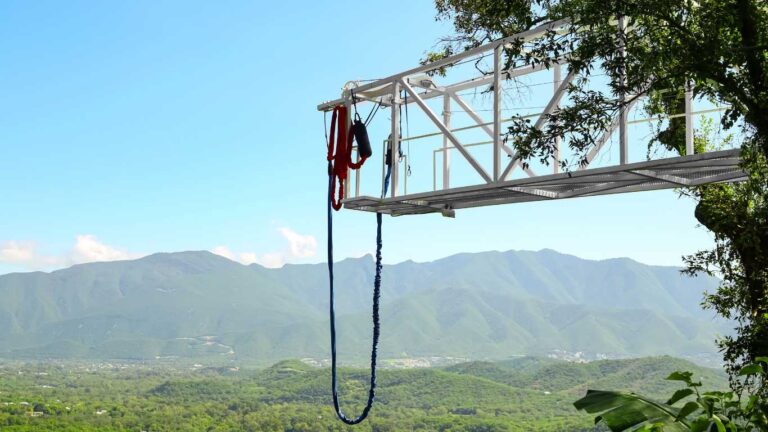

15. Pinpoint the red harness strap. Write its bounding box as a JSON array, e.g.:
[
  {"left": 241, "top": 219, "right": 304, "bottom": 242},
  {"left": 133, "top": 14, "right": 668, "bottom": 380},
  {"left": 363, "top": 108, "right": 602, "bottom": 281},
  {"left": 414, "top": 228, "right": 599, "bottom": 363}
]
[{"left": 327, "top": 105, "right": 368, "bottom": 210}]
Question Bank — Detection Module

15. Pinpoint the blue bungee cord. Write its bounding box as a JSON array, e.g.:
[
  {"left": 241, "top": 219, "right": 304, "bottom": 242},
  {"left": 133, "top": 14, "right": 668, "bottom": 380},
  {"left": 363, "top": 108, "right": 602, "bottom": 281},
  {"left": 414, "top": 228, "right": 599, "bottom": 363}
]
[{"left": 326, "top": 102, "right": 389, "bottom": 425}]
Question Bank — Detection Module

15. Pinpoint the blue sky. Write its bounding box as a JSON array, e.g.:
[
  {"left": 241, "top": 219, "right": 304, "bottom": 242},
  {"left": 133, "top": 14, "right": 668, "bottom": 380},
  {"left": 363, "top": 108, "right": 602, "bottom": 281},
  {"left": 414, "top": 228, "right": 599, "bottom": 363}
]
[{"left": 0, "top": 1, "right": 715, "bottom": 274}]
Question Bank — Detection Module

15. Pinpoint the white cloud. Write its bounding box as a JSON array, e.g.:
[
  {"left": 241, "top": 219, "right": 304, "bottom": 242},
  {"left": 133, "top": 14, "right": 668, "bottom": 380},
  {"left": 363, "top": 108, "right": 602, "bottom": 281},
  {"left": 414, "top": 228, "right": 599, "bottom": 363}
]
[
  {"left": 237, "top": 251, "right": 259, "bottom": 265},
  {"left": 211, "top": 246, "right": 236, "bottom": 261},
  {"left": 278, "top": 227, "right": 318, "bottom": 258},
  {"left": 211, "top": 247, "right": 285, "bottom": 268},
  {"left": 0, "top": 235, "right": 141, "bottom": 272},
  {"left": 0, "top": 241, "right": 38, "bottom": 264},
  {"left": 1, "top": 228, "right": 318, "bottom": 273},
  {"left": 0, "top": 241, "right": 65, "bottom": 269},
  {"left": 247, "top": 252, "right": 285, "bottom": 268},
  {"left": 71, "top": 235, "right": 138, "bottom": 263},
  {"left": 210, "top": 227, "right": 317, "bottom": 269}
]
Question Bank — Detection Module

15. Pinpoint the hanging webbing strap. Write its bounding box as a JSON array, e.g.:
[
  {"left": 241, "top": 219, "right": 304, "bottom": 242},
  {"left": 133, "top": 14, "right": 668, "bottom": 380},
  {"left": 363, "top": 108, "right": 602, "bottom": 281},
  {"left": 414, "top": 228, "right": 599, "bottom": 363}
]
[
  {"left": 327, "top": 166, "right": 384, "bottom": 425},
  {"left": 327, "top": 104, "right": 370, "bottom": 211}
]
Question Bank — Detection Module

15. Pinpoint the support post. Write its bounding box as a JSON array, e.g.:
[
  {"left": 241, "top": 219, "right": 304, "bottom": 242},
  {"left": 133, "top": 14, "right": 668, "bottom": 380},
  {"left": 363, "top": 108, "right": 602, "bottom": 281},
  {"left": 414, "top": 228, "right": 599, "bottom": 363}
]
[
  {"left": 553, "top": 63, "right": 562, "bottom": 174},
  {"left": 345, "top": 98, "right": 353, "bottom": 198},
  {"left": 442, "top": 94, "right": 451, "bottom": 189},
  {"left": 618, "top": 15, "right": 628, "bottom": 165},
  {"left": 493, "top": 45, "right": 503, "bottom": 181},
  {"left": 390, "top": 83, "right": 401, "bottom": 198},
  {"left": 685, "top": 81, "right": 694, "bottom": 155}
]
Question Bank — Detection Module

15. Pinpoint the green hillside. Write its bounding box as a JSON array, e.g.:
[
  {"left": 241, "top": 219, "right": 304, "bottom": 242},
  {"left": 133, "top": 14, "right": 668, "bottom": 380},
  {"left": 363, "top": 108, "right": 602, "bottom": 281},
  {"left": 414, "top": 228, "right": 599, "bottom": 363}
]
[
  {"left": 445, "top": 356, "right": 726, "bottom": 396},
  {"left": 0, "top": 356, "right": 728, "bottom": 431}
]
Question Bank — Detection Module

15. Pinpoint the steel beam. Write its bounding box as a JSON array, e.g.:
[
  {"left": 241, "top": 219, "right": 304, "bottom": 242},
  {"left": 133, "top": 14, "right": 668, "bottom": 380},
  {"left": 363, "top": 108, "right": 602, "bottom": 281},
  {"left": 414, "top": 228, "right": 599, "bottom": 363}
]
[
  {"left": 506, "top": 186, "right": 558, "bottom": 199},
  {"left": 617, "top": 15, "right": 628, "bottom": 165},
  {"left": 685, "top": 81, "right": 694, "bottom": 155},
  {"left": 439, "top": 62, "right": 550, "bottom": 96},
  {"left": 400, "top": 79, "right": 492, "bottom": 183},
  {"left": 317, "top": 19, "right": 570, "bottom": 111},
  {"left": 345, "top": 98, "right": 352, "bottom": 199},
  {"left": 553, "top": 63, "right": 562, "bottom": 174},
  {"left": 390, "top": 82, "right": 400, "bottom": 197},
  {"left": 343, "top": 61, "right": 554, "bottom": 113},
  {"left": 630, "top": 169, "right": 691, "bottom": 186},
  {"left": 493, "top": 45, "right": 503, "bottom": 181}
]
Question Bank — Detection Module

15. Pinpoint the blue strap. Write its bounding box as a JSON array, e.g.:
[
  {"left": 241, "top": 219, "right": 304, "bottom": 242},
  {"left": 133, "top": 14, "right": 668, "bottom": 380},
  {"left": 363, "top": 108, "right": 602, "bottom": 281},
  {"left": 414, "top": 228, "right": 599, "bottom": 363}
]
[
  {"left": 383, "top": 164, "right": 392, "bottom": 198},
  {"left": 327, "top": 163, "right": 386, "bottom": 424}
]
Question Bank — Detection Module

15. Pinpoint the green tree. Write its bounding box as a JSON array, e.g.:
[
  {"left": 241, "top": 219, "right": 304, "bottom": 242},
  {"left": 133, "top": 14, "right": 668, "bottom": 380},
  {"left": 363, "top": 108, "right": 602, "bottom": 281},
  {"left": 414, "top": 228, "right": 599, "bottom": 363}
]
[{"left": 429, "top": 0, "right": 768, "bottom": 394}]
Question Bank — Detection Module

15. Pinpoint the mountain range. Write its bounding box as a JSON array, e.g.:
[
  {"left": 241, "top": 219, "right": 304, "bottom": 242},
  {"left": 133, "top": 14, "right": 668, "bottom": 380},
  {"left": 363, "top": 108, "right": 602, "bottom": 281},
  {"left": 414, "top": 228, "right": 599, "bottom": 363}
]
[{"left": 0, "top": 249, "right": 729, "bottom": 364}]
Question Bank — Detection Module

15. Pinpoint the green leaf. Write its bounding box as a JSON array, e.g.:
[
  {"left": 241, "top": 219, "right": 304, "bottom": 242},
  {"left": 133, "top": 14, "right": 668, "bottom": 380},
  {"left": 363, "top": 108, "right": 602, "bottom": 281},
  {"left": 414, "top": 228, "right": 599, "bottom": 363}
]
[
  {"left": 700, "top": 395, "right": 720, "bottom": 410},
  {"left": 689, "top": 417, "right": 711, "bottom": 432},
  {"left": 574, "top": 390, "right": 688, "bottom": 431},
  {"left": 754, "top": 356, "right": 768, "bottom": 364},
  {"left": 738, "top": 363, "right": 763, "bottom": 376},
  {"left": 746, "top": 394, "right": 758, "bottom": 410},
  {"left": 636, "top": 423, "right": 664, "bottom": 431},
  {"left": 675, "top": 401, "right": 700, "bottom": 421},
  {"left": 574, "top": 390, "right": 636, "bottom": 413},
  {"left": 711, "top": 414, "right": 726, "bottom": 432},
  {"left": 667, "top": 388, "right": 695, "bottom": 405},
  {"left": 666, "top": 371, "right": 694, "bottom": 384}
]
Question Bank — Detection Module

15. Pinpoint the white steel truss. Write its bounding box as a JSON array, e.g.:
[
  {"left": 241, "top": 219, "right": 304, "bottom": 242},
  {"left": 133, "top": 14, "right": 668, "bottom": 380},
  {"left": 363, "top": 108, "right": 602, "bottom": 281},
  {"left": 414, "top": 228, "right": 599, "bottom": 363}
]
[{"left": 317, "top": 19, "right": 746, "bottom": 217}]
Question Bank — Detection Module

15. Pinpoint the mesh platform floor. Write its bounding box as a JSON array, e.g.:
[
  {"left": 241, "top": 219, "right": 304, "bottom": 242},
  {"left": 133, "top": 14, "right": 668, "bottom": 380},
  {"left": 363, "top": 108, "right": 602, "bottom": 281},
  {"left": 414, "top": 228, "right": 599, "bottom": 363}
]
[{"left": 343, "top": 149, "right": 745, "bottom": 216}]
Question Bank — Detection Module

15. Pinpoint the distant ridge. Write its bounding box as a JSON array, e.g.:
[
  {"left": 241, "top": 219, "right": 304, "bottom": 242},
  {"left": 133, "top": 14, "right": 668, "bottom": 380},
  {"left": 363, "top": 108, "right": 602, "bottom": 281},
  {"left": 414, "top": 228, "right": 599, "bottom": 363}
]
[{"left": 0, "top": 249, "right": 728, "bottom": 364}]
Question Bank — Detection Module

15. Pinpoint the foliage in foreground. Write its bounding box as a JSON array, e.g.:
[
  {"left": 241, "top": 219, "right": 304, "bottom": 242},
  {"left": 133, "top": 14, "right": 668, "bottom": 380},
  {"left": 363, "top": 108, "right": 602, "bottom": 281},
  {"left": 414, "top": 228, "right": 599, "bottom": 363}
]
[{"left": 575, "top": 357, "right": 768, "bottom": 431}]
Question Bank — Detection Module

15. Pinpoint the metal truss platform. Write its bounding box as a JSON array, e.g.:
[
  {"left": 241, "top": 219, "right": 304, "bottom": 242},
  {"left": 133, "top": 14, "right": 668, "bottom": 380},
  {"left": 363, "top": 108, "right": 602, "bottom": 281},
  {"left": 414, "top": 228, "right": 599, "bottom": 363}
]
[{"left": 343, "top": 149, "right": 745, "bottom": 216}]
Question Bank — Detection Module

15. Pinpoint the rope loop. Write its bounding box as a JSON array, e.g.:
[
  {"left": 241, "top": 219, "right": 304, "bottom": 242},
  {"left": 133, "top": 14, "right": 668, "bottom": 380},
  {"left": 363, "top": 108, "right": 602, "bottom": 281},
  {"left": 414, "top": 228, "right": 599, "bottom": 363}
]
[{"left": 327, "top": 175, "right": 384, "bottom": 425}]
